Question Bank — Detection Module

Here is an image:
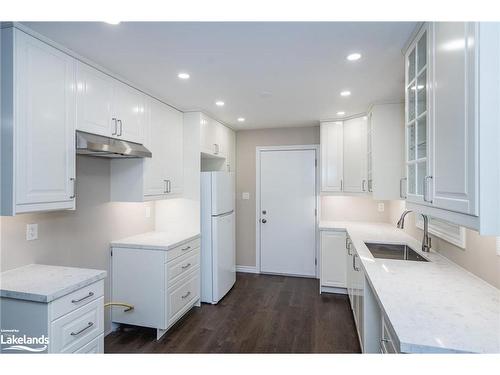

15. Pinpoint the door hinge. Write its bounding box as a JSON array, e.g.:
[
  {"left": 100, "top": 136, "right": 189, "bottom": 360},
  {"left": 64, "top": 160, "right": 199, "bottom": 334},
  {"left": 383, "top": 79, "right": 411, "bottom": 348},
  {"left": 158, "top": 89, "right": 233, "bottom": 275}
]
[
  {"left": 110, "top": 249, "right": 113, "bottom": 257},
  {"left": 315, "top": 258, "right": 317, "bottom": 265},
  {"left": 314, "top": 208, "right": 317, "bottom": 217},
  {"left": 315, "top": 159, "right": 318, "bottom": 167}
]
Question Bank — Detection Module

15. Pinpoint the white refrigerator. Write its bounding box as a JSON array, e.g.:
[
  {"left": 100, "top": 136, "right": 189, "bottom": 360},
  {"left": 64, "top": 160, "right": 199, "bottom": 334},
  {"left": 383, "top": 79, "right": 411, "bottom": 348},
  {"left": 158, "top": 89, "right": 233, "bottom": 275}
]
[{"left": 200, "top": 171, "right": 236, "bottom": 304}]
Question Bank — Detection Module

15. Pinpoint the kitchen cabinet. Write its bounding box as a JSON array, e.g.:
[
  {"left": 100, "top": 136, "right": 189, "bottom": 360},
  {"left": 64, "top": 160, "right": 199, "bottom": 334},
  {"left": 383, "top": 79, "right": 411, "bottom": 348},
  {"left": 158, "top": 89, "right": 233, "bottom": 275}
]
[
  {"left": 319, "top": 230, "right": 347, "bottom": 293},
  {"left": 320, "top": 121, "right": 343, "bottom": 192},
  {"left": 367, "top": 104, "right": 405, "bottom": 200},
  {"left": 343, "top": 117, "right": 368, "bottom": 193},
  {"left": 1, "top": 27, "right": 76, "bottom": 215},
  {"left": 111, "top": 237, "right": 201, "bottom": 340},
  {"left": 110, "top": 97, "right": 184, "bottom": 201},
  {"left": 76, "top": 61, "right": 145, "bottom": 144},
  {"left": 403, "top": 22, "right": 500, "bottom": 234}
]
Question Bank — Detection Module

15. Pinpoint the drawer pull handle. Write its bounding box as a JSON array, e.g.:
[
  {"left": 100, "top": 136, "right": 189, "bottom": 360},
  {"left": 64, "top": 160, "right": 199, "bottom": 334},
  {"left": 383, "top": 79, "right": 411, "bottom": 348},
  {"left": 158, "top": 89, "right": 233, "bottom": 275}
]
[
  {"left": 181, "top": 263, "right": 191, "bottom": 270},
  {"left": 381, "top": 338, "right": 391, "bottom": 343},
  {"left": 181, "top": 291, "right": 191, "bottom": 299},
  {"left": 70, "top": 322, "right": 94, "bottom": 336},
  {"left": 71, "top": 292, "right": 94, "bottom": 303},
  {"left": 181, "top": 246, "right": 191, "bottom": 251}
]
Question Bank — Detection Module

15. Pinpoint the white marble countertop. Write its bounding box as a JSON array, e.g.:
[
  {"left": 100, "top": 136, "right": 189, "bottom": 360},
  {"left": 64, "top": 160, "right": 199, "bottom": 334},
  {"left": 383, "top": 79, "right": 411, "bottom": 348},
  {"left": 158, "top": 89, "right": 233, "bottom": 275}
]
[
  {"left": 110, "top": 229, "right": 200, "bottom": 251},
  {"left": 0, "top": 264, "right": 107, "bottom": 303},
  {"left": 319, "top": 221, "right": 500, "bottom": 353}
]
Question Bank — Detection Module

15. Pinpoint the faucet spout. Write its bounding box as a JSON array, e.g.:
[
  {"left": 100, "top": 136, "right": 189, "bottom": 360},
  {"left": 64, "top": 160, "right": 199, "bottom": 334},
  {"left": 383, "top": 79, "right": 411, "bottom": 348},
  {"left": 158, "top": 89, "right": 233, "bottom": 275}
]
[{"left": 396, "top": 210, "right": 432, "bottom": 252}]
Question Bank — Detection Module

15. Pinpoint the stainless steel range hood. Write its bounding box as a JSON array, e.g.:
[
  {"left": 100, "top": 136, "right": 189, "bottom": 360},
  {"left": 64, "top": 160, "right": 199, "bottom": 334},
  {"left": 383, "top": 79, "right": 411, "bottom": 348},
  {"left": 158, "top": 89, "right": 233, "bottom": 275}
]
[{"left": 76, "top": 131, "right": 152, "bottom": 158}]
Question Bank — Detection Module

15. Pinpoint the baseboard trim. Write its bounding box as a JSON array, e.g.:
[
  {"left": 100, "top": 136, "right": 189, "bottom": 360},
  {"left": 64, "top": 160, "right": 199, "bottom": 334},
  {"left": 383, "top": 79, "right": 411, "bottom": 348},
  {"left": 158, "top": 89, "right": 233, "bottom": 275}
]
[
  {"left": 236, "top": 265, "right": 260, "bottom": 274},
  {"left": 320, "top": 286, "right": 348, "bottom": 295}
]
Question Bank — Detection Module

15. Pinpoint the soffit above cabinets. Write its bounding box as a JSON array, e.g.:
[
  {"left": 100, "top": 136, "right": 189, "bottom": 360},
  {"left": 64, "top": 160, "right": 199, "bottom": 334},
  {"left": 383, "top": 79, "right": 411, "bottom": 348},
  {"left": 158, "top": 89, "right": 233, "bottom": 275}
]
[{"left": 22, "top": 22, "right": 416, "bottom": 130}]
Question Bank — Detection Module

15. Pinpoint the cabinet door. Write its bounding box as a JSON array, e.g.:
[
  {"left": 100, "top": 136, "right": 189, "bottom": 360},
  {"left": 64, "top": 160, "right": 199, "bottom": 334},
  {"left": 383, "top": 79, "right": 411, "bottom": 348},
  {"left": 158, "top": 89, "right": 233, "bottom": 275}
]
[
  {"left": 143, "top": 98, "right": 170, "bottom": 197},
  {"left": 320, "top": 231, "right": 347, "bottom": 288},
  {"left": 113, "top": 81, "right": 145, "bottom": 144},
  {"left": 14, "top": 30, "right": 76, "bottom": 209},
  {"left": 431, "top": 22, "right": 478, "bottom": 215},
  {"left": 343, "top": 117, "right": 367, "bottom": 193},
  {"left": 219, "top": 124, "right": 235, "bottom": 172},
  {"left": 200, "top": 114, "right": 216, "bottom": 155},
  {"left": 163, "top": 105, "right": 184, "bottom": 195},
  {"left": 405, "top": 24, "right": 431, "bottom": 205},
  {"left": 76, "top": 62, "right": 114, "bottom": 137},
  {"left": 320, "top": 122, "right": 343, "bottom": 192}
]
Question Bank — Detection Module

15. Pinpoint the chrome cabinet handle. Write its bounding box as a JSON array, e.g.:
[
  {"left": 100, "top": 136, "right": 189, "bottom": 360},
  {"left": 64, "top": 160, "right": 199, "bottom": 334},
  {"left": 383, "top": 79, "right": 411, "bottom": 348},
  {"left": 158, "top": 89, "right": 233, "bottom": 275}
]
[
  {"left": 345, "top": 237, "right": 349, "bottom": 249},
  {"left": 213, "top": 144, "right": 218, "bottom": 155},
  {"left": 181, "top": 263, "right": 191, "bottom": 270},
  {"left": 181, "top": 246, "right": 191, "bottom": 251},
  {"left": 163, "top": 180, "right": 168, "bottom": 193},
  {"left": 69, "top": 177, "right": 76, "bottom": 199},
  {"left": 111, "top": 118, "right": 118, "bottom": 135},
  {"left": 423, "top": 175, "right": 433, "bottom": 203},
  {"left": 167, "top": 180, "right": 171, "bottom": 193},
  {"left": 381, "top": 338, "right": 391, "bottom": 343},
  {"left": 368, "top": 179, "right": 373, "bottom": 192},
  {"left": 400, "top": 177, "right": 407, "bottom": 199},
  {"left": 353, "top": 254, "right": 360, "bottom": 271},
  {"left": 117, "top": 119, "right": 123, "bottom": 136},
  {"left": 362, "top": 179, "right": 367, "bottom": 192},
  {"left": 181, "top": 291, "right": 191, "bottom": 299},
  {"left": 71, "top": 291, "right": 94, "bottom": 303},
  {"left": 340, "top": 179, "right": 343, "bottom": 191},
  {"left": 70, "top": 322, "right": 94, "bottom": 336}
]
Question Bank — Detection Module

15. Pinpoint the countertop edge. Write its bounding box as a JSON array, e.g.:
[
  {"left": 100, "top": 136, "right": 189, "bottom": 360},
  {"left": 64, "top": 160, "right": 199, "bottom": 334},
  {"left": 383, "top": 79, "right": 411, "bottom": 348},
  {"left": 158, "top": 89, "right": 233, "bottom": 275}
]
[{"left": 110, "top": 233, "right": 200, "bottom": 251}]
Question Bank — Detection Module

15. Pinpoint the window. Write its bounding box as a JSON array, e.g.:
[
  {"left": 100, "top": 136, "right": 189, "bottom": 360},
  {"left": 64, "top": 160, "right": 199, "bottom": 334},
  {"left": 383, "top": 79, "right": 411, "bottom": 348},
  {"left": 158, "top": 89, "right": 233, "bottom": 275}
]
[{"left": 416, "top": 216, "right": 466, "bottom": 248}]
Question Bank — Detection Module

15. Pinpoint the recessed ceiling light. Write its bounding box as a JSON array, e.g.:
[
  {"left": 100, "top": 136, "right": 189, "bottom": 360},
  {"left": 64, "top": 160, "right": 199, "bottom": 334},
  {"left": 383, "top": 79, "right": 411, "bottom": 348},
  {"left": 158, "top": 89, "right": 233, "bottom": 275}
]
[
  {"left": 237, "top": 117, "right": 245, "bottom": 122},
  {"left": 105, "top": 21, "right": 121, "bottom": 25},
  {"left": 337, "top": 111, "right": 346, "bottom": 116},
  {"left": 215, "top": 101, "right": 225, "bottom": 107},
  {"left": 347, "top": 53, "right": 362, "bottom": 61},
  {"left": 177, "top": 72, "right": 190, "bottom": 80},
  {"left": 340, "top": 91, "right": 351, "bottom": 97}
]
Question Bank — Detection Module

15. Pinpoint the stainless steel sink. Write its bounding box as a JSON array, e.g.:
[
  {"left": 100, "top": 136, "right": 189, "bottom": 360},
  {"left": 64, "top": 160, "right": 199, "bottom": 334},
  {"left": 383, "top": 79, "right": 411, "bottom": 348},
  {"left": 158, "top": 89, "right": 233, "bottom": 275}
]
[{"left": 364, "top": 242, "right": 429, "bottom": 262}]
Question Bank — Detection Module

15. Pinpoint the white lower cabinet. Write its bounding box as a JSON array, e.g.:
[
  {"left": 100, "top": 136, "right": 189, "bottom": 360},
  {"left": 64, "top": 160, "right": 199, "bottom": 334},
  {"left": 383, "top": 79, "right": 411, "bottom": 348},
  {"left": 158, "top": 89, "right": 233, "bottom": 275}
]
[
  {"left": 319, "top": 230, "right": 347, "bottom": 293},
  {"left": 111, "top": 237, "right": 201, "bottom": 340},
  {"left": 1, "top": 27, "right": 76, "bottom": 215},
  {"left": 0, "top": 280, "right": 105, "bottom": 353}
]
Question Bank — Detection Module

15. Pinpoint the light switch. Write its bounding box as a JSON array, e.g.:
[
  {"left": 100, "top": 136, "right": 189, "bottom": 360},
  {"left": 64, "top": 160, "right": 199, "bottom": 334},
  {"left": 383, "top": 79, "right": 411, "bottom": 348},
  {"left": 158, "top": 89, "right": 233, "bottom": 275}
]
[
  {"left": 242, "top": 192, "right": 250, "bottom": 200},
  {"left": 26, "top": 224, "right": 38, "bottom": 241},
  {"left": 378, "top": 202, "right": 385, "bottom": 212}
]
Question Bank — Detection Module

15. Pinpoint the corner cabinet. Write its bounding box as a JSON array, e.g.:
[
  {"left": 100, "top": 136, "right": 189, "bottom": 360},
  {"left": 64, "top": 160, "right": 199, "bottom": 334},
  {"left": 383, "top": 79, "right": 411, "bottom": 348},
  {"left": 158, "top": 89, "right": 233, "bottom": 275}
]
[
  {"left": 1, "top": 27, "right": 76, "bottom": 215},
  {"left": 403, "top": 22, "right": 500, "bottom": 234}
]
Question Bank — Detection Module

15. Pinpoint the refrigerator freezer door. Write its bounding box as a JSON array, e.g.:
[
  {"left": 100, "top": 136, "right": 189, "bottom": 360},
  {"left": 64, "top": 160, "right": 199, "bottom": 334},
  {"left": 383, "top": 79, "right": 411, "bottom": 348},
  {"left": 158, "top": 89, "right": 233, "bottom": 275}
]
[
  {"left": 212, "top": 211, "right": 236, "bottom": 303},
  {"left": 211, "top": 171, "right": 235, "bottom": 215}
]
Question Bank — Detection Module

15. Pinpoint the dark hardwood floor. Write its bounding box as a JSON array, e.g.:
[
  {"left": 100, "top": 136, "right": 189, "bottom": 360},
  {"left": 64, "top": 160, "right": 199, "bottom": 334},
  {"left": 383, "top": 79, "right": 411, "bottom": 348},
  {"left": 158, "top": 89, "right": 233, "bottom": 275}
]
[{"left": 105, "top": 273, "right": 361, "bottom": 353}]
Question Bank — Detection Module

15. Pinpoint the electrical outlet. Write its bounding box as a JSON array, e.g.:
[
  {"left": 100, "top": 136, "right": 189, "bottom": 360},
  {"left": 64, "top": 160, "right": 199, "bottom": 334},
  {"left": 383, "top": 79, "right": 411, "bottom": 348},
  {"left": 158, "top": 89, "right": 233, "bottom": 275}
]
[
  {"left": 378, "top": 202, "right": 385, "bottom": 212},
  {"left": 145, "top": 206, "right": 151, "bottom": 218},
  {"left": 26, "top": 224, "right": 38, "bottom": 241},
  {"left": 242, "top": 192, "right": 250, "bottom": 200}
]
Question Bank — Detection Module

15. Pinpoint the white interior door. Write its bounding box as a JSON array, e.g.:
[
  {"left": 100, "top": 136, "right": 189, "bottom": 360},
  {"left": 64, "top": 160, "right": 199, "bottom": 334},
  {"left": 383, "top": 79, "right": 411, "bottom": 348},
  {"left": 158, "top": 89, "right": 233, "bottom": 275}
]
[{"left": 259, "top": 148, "right": 317, "bottom": 277}]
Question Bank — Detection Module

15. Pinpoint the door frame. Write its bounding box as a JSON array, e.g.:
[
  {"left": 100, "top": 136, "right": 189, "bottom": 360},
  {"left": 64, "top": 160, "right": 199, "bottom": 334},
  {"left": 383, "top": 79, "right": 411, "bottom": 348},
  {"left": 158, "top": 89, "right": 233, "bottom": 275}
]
[{"left": 255, "top": 145, "right": 320, "bottom": 277}]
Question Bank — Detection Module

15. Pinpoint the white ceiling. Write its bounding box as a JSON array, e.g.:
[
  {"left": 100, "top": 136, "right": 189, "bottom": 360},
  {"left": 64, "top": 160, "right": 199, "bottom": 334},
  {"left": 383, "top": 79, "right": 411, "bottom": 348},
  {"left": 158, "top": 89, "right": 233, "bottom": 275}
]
[{"left": 23, "top": 22, "right": 416, "bottom": 130}]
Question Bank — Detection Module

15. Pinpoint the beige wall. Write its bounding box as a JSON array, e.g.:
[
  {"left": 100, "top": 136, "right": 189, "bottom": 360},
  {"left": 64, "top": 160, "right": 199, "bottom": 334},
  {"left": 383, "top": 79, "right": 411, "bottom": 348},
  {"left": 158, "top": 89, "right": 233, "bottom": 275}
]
[
  {"left": 321, "top": 195, "right": 390, "bottom": 223},
  {"left": 0, "top": 156, "right": 156, "bottom": 333},
  {"left": 235, "top": 126, "right": 320, "bottom": 267},
  {"left": 388, "top": 200, "right": 500, "bottom": 289}
]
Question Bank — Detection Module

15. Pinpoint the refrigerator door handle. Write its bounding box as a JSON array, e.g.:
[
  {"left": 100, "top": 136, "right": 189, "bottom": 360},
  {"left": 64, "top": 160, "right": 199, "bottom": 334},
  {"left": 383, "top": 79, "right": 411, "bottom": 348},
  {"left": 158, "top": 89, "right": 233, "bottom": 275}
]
[{"left": 212, "top": 210, "right": 234, "bottom": 218}]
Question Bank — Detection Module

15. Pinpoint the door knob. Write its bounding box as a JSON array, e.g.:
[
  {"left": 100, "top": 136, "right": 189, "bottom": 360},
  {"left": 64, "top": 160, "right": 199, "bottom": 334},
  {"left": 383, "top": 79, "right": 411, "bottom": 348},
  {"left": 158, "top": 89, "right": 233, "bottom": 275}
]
[{"left": 261, "top": 219, "right": 267, "bottom": 224}]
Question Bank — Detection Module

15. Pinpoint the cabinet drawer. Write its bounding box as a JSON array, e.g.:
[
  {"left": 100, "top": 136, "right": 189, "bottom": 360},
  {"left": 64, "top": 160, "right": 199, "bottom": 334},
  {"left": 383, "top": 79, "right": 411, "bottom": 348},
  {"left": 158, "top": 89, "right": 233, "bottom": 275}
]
[
  {"left": 381, "top": 316, "right": 399, "bottom": 354},
  {"left": 73, "top": 334, "right": 104, "bottom": 353},
  {"left": 50, "top": 280, "right": 104, "bottom": 321},
  {"left": 50, "top": 297, "right": 104, "bottom": 353},
  {"left": 167, "top": 270, "right": 200, "bottom": 324},
  {"left": 166, "top": 238, "right": 200, "bottom": 262},
  {"left": 166, "top": 249, "right": 200, "bottom": 285}
]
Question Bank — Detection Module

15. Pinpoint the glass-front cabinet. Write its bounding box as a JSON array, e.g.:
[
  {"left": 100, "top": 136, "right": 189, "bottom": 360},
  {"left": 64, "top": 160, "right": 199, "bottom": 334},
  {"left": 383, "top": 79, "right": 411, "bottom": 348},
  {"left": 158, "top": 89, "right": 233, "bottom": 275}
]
[{"left": 404, "top": 24, "right": 431, "bottom": 204}]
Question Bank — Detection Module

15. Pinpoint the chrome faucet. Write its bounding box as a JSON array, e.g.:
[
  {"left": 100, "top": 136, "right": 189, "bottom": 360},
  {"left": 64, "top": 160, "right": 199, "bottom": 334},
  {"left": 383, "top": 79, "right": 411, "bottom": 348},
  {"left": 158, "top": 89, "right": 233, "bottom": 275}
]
[{"left": 396, "top": 210, "right": 432, "bottom": 252}]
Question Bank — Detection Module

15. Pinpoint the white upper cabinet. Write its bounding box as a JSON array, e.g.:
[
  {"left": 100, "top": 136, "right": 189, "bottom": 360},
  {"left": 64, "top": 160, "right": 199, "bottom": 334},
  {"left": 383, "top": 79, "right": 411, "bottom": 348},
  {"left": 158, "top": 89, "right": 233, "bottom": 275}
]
[
  {"left": 111, "top": 97, "right": 183, "bottom": 201},
  {"left": 403, "top": 22, "right": 500, "bottom": 234},
  {"left": 431, "top": 22, "right": 478, "bottom": 215},
  {"left": 368, "top": 103, "right": 405, "bottom": 200},
  {"left": 320, "top": 121, "right": 343, "bottom": 192},
  {"left": 343, "top": 117, "right": 368, "bottom": 193},
  {"left": 76, "top": 62, "right": 114, "bottom": 137},
  {"left": 200, "top": 115, "right": 218, "bottom": 156},
  {"left": 112, "top": 81, "right": 145, "bottom": 144},
  {"left": 76, "top": 62, "right": 145, "bottom": 144},
  {"left": 1, "top": 28, "right": 76, "bottom": 215}
]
